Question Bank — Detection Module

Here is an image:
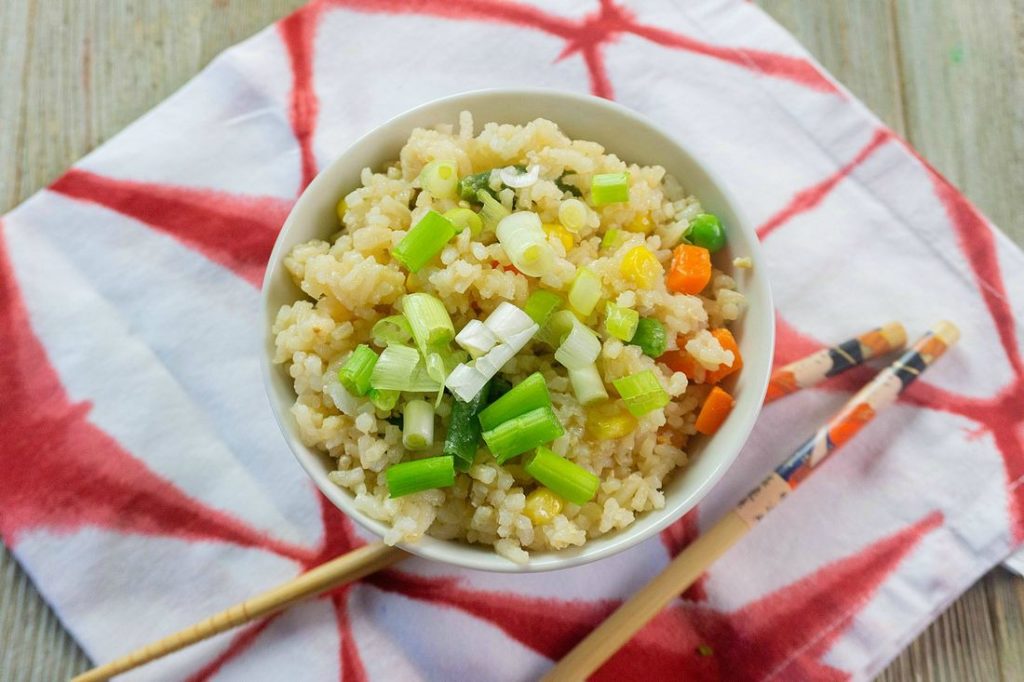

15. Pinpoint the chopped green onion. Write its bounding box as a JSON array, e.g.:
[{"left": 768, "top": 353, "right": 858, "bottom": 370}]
[
  {"left": 590, "top": 172, "right": 630, "bottom": 206},
  {"left": 386, "top": 456, "right": 455, "bottom": 498},
  {"left": 568, "top": 364, "right": 608, "bottom": 406},
  {"left": 612, "top": 370, "right": 670, "bottom": 417},
  {"left": 604, "top": 303, "right": 640, "bottom": 342},
  {"left": 425, "top": 352, "right": 449, "bottom": 407},
  {"left": 371, "top": 345, "right": 442, "bottom": 392},
  {"left": 402, "top": 399, "right": 435, "bottom": 450},
  {"left": 601, "top": 228, "right": 624, "bottom": 251},
  {"left": 446, "top": 305, "right": 537, "bottom": 402},
  {"left": 496, "top": 212, "right": 554, "bottom": 278},
  {"left": 482, "top": 406, "right": 564, "bottom": 464},
  {"left": 419, "top": 160, "right": 459, "bottom": 199},
  {"left": 554, "top": 318, "right": 601, "bottom": 370},
  {"left": 338, "top": 344, "right": 378, "bottom": 396},
  {"left": 392, "top": 210, "right": 457, "bottom": 273},
  {"left": 478, "top": 372, "right": 551, "bottom": 432},
  {"left": 557, "top": 198, "right": 588, "bottom": 233},
  {"left": 484, "top": 301, "right": 537, "bottom": 346},
  {"left": 630, "top": 317, "right": 667, "bottom": 358},
  {"left": 489, "top": 376, "right": 513, "bottom": 401},
  {"left": 325, "top": 379, "right": 361, "bottom": 416},
  {"left": 684, "top": 213, "right": 726, "bottom": 253},
  {"left": 402, "top": 293, "right": 455, "bottom": 356},
  {"left": 455, "top": 319, "right": 497, "bottom": 358},
  {"left": 368, "top": 388, "right": 400, "bottom": 411},
  {"left": 445, "top": 363, "right": 489, "bottom": 403},
  {"left": 568, "top": 267, "right": 602, "bottom": 317},
  {"left": 443, "top": 380, "right": 491, "bottom": 471},
  {"left": 459, "top": 170, "right": 494, "bottom": 202},
  {"left": 478, "top": 190, "right": 510, "bottom": 233},
  {"left": 556, "top": 173, "right": 583, "bottom": 198},
  {"left": 524, "top": 446, "right": 599, "bottom": 505},
  {"left": 539, "top": 309, "right": 578, "bottom": 348},
  {"left": 524, "top": 290, "right": 564, "bottom": 328},
  {"left": 443, "top": 207, "right": 483, "bottom": 237},
  {"left": 372, "top": 315, "right": 413, "bottom": 347},
  {"left": 473, "top": 342, "right": 516, "bottom": 378}
]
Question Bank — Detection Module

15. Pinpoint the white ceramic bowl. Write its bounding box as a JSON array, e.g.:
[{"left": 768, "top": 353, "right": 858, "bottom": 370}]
[{"left": 261, "top": 88, "right": 774, "bottom": 573}]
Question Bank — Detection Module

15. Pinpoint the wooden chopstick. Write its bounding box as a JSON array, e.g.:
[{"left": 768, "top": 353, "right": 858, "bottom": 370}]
[
  {"left": 543, "top": 321, "right": 959, "bottom": 681},
  {"left": 72, "top": 322, "right": 915, "bottom": 680},
  {"left": 73, "top": 542, "right": 407, "bottom": 682},
  {"left": 765, "top": 321, "right": 906, "bottom": 402}
]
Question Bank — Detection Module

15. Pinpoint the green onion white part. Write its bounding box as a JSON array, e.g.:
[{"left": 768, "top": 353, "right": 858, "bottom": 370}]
[
  {"left": 419, "top": 160, "right": 459, "bottom": 199},
  {"left": 371, "top": 314, "right": 413, "bottom": 347},
  {"left": 554, "top": 318, "right": 601, "bottom": 370},
  {"left": 445, "top": 303, "right": 539, "bottom": 402},
  {"left": 567, "top": 364, "right": 608, "bottom": 406},
  {"left": 477, "top": 190, "right": 510, "bottom": 232},
  {"left": 455, "top": 319, "right": 497, "bottom": 358},
  {"left": 495, "top": 211, "right": 555, "bottom": 277},
  {"left": 557, "top": 198, "right": 588, "bottom": 233},
  {"left": 484, "top": 302, "right": 537, "bottom": 345},
  {"left": 402, "top": 399, "right": 435, "bottom": 450},
  {"left": 371, "top": 345, "right": 442, "bottom": 392},
  {"left": 324, "top": 377, "right": 362, "bottom": 417},
  {"left": 499, "top": 164, "right": 540, "bottom": 188},
  {"left": 402, "top": 293, "right": 455, "bottom": 356},
  {"left": 568, "top": 267, "right": 602, "bottom": 316}
]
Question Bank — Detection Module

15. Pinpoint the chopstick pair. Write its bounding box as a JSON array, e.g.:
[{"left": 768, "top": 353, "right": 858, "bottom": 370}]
[
  {"left": 543, "top": 320, "right": 959, "bottom": 681},
  {"left": 74, "top": 321, "right": 955, "bottom": 682}
]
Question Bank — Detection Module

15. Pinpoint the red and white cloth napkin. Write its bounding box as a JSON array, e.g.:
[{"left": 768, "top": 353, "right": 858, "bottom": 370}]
[{"left": 2, "top": 1, "right": 1023, "bottom": 679}]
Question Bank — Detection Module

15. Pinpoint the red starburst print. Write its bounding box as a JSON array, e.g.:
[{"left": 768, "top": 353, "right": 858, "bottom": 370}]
[
  {"left": 757, "top": 129, "right": 892, "bottom": 240},
  {"left": 0, "top": 231, "right": 303, "bottom": 559},
  {"left": 49, "top": 169, "right": 292, "bottom": 288},
  {"left": 758, "top": 124, "right": 1024, "bottom": 542},
  {"left": 316, "top": 0, "right": 838, "bottom": 100},
  {"left": 361, "top": 511, "right": 941, "bottom": 680},
  {"left": 280, "top": 8, "right": 322, "bottom": 191}
]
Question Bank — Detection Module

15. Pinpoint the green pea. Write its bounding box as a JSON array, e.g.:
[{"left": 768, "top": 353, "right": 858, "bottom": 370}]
[{"left": 686, "top": 213, "right": 726, "bottom": 253}]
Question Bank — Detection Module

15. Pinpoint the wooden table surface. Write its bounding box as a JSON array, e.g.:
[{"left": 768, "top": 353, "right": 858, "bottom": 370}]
[{"left": 1, "top": 1, "right": 1022, "bottom": 679}]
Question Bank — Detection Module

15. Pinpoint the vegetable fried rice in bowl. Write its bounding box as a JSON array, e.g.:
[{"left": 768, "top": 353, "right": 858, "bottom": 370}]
[{"left": 261, "top": 90, "right": 773, "bottom": 572}]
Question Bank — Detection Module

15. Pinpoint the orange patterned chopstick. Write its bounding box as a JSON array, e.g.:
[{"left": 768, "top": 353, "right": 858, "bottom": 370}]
[{"left": 765, "top": 322, "right": 907, "bottom": 403}]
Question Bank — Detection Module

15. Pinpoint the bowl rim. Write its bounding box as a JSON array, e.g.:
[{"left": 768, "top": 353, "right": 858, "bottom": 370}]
[{"left": 260, "top": 87, "right": 774, "bottom": 573}]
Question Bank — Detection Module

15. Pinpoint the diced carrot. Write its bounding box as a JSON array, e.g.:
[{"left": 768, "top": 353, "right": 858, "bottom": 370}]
[
  {"left": 662, "top": 328, "right": 742, "bottom": 385},
  {"left": 705, "top": 328, "right": 743, "bottom": 384},
  {"left": 661, "top": 336, "right": 700, "bottom": 379},
  {"left": 695, "top": 386, "right": 734, "bottom": 435},
  {"left": 666, "top": 244, "right": 712, "bottom": 295}
]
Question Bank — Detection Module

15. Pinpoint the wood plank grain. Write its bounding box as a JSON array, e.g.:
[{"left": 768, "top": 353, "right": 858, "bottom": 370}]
[
  {"left": 892, "top": 0, "right": 1024, "bottom": 243},
  {"left": 755, "top": 0, "right": 907, "bottom": 136}
]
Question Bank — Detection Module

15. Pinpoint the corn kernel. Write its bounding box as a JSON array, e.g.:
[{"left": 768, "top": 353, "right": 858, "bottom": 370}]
[
  {"left": 336, "top": 197, "right": 348, "bottom": 225},
  {"left": 524, "top": 488, "right": 564, "bottom": 526},
  {"left": 543, "top": 222, "right": 574, "bottom": 252},
  {"left": 620, "top": 245, "right": 663, "bottom": 288},
  {"left": 625, "top": 211, "right": 653, "bottom": 233},
  {"left": 585, "top": 400, "right": 638, "bottom": 440}
]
